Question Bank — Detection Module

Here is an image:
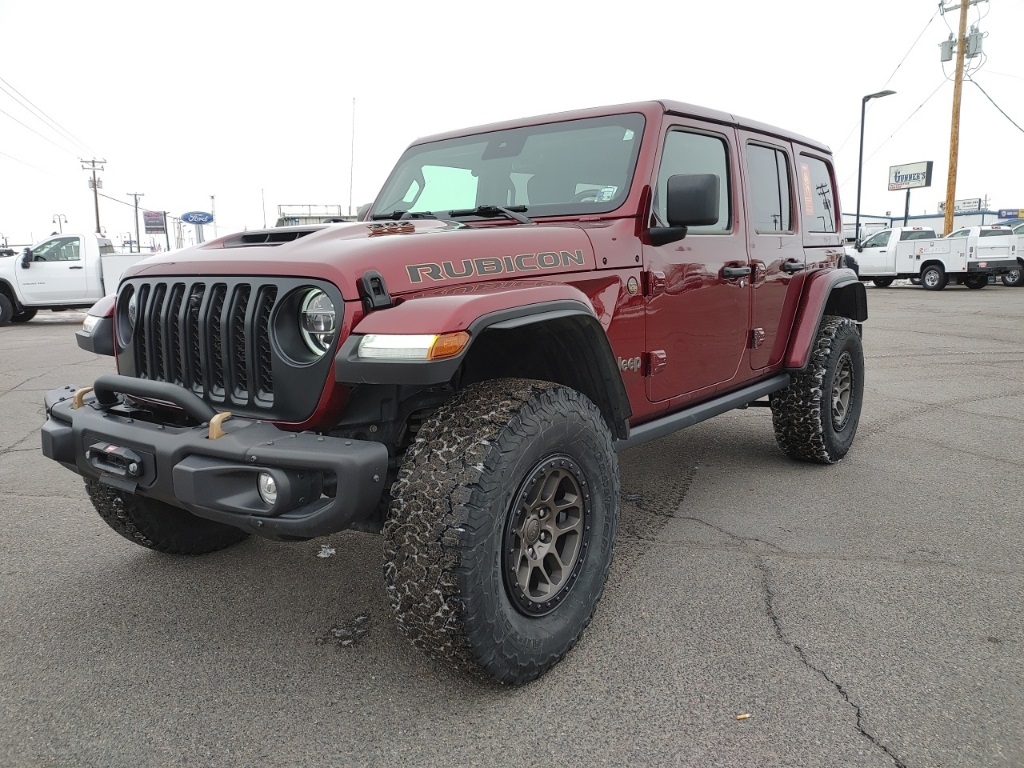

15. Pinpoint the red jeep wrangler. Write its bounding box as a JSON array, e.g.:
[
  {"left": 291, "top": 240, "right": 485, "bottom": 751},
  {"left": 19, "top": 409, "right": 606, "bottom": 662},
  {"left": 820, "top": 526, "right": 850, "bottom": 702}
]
[{"left": 42, "top": 100, "right": 866, "bottom": 684}]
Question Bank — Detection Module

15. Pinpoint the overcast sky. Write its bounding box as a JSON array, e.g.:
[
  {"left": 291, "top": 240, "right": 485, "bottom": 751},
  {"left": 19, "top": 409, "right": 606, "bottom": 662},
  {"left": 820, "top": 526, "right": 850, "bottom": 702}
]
[{"left": 2, "top": 0, "right": 1022, "bottom": 246}]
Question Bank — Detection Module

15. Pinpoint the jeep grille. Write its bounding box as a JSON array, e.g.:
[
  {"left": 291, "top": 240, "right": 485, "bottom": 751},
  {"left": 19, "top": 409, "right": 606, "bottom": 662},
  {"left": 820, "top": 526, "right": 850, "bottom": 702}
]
[{"left": 117, "top": 277, "right": 340, "bottom": 423}]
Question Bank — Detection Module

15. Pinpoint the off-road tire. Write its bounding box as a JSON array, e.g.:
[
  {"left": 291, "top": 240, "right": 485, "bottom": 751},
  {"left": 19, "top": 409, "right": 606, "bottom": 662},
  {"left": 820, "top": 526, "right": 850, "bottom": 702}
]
[
  {"left": 10, "top": 308, "right": 37, "bottom": 323},
  {"left": 85, "top": 479, "right": 249, "bottom": 555},
  {"left": 1001, "top": 268, "right": 1023, "bottom": 287},
  {"left": 0, "top": 294, "right": 14, "bottom": 327},
  {"left": 383, "top": 378, "right": 619, "bottom": 685},
  {"left": 871, "top": 277, "right": 894, "bottom": 288},
  {"left": 770, "top": 316, "right": 864, "bottom": 464},
  {"left": 964, "top": 275, "right": 987, "bottom": 289},
  {"left": 921, "top": 265, "right": 947, "bottom": 291}
]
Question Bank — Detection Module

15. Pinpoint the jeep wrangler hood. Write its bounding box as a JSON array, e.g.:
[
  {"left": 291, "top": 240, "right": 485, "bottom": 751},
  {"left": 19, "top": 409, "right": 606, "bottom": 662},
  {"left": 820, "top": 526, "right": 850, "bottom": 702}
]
[{"left": 122, "top": 221, "right": 597, "bottom": 299}]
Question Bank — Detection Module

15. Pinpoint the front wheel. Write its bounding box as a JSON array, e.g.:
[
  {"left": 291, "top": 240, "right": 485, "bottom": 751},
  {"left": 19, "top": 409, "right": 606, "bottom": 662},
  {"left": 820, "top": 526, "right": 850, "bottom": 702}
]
[
  {"left": 0, "top": 294, "right": 14, "bottom": 327},
  {"left": 871, "top": 277, "right": 895, "bottom": 288},
  {"left": 384, "top": 379, "right": 619, "bottom": 684},
  {"left": 85, "top": 480, "right": 250, "bottom": 554},
  {"left": 921, "top": 265, "right": 947, "bottom": 291},
  {"left": 770, "top": 316, "right": 864, "bottom": 464},
  {"left": 10, "top": 308, "right": 37, "bottom": 323}
]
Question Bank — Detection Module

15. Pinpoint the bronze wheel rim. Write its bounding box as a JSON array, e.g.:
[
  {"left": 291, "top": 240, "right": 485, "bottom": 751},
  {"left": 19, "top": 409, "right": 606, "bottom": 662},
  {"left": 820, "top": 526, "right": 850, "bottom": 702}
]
[
  {"left": 503, "top": 454, "right": 591, "bottom": 617},
  {"left": 831, "top": 352, "right": 854, "bottom": 431}
]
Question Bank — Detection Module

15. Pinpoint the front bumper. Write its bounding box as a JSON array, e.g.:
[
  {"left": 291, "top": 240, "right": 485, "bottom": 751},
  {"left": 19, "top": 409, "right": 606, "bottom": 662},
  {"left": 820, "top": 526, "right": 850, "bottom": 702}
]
[{"left": 41, "top": 375, "right": 389, "bottom": 541}]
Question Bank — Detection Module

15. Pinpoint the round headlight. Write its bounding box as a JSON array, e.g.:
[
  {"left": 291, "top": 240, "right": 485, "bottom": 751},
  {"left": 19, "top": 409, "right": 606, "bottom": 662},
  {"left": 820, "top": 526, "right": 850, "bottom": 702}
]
[
  {"left": 127, "top": 291, "right": 138, "bottom": 329},
  {"left": 116, "top": 285, "right": 136, "bottom": 347},
  {"left": 299, "top": 289, "right": 336, "bottom": 355}
]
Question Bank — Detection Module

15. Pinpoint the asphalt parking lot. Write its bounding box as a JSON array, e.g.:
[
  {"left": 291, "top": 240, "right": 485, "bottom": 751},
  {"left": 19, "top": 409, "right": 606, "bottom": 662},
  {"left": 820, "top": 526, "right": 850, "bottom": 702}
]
[{"left": 1, "top": 284, "right": 1022, "bottom": 768}]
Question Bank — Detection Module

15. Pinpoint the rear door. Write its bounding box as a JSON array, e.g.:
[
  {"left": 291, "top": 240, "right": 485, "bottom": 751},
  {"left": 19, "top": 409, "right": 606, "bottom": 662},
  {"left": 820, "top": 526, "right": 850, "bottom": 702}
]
[{"left": 738, "top": 134, "right": 804, "bottom": 370}]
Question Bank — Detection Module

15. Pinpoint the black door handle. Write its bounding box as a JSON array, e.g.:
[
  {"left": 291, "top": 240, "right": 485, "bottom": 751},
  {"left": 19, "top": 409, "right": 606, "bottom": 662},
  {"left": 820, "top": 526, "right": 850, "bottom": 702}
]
[
  {"left": 782, "top": 260, "right": 805, "bottom": 273},
  {"left": 69, "top": 265, "right": 84, "bottom": 270},
  {"left": 722, "top": 266, "right": 752, "bottom": 278}
]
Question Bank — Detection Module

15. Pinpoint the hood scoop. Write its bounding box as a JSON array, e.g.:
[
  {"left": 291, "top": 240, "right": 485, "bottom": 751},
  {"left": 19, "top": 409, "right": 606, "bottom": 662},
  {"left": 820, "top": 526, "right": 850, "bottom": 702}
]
[{"left": 220, "top": 229, "right": 322, "bottom": 248}]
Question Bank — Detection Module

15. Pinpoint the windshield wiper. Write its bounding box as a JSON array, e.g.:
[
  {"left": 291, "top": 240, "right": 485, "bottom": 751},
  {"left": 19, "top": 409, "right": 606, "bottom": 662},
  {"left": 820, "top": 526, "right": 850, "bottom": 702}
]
[
  {"left": 446, "top": 205, "right": 532, "bottom": 224},
  {"left": 369, "top": 210, "right": 438, "bottom": 221}
]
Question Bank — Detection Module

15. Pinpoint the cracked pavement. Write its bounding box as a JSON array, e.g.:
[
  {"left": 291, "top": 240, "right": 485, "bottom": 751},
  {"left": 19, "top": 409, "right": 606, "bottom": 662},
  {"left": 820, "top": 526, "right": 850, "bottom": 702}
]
[{"left": 1, "top": 289, "right": 1022, "bottom": 768}]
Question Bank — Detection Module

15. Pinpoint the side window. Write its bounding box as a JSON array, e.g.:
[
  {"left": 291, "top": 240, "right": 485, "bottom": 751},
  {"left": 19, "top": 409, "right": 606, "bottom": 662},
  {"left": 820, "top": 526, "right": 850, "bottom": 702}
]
[
  {"left": 796, "top": 155, "right": 837, "bottom": 233},
  {"left": 32, "top": 236, "right": 81, "bottom": 262},
  {"left": 947, "top": 229, "right": 969, "bottom": 239},
  {"left": 656, "top": 129, "right": 730, "bottom": 232},
  {"left": 746, "top": 143, "right": 793, "bottom": 233},
  {"left": 862, "top": 231, "right": 891, "bottom": 249}
]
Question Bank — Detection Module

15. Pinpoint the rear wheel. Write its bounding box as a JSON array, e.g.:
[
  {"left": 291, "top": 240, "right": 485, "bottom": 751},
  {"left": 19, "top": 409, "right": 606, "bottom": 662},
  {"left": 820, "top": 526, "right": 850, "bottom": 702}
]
[
  {"left": 85, "top": 480, "right": 250, "bottom": 555},
  {"left": 964, "top": 274, "right": 988, "bottom": 289},
  {"left": 1001, "top": 268, "right": 1023, "bottom": 287},
  {"left": 871, "top": 277, "right": 895, "bottom": 288},
  {"left": 384, "top": 378, "right": 619, "bottom": 684},
  {"left": 770, "top": 316, "right": 864, "bottom": 464},
  {"left": 921, "top": 265, "right": 947, "bottom": 291},
  {"left": 10, "top": 308, "right": 37, "bottom": 323}
]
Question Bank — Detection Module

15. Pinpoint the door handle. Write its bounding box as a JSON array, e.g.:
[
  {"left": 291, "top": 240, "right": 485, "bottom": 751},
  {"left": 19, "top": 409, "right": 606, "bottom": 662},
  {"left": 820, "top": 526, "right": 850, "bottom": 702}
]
[
  {"left": 68, "top": 265, "right": 84, "bottom": 270},
  {"left": 782, "top": 260, "right": 805, "bottom": 273},
  {"left": 722, "top": 266, "right": 752, "bottom": 278}
]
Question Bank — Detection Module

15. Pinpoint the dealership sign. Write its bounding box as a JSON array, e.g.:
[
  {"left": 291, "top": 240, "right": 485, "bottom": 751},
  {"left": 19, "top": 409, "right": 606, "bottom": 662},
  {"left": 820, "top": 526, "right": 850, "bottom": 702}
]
[
  {"left": 998, "top": 208, "right": 1023, "bottom": 218},
  {"left": 888, "top": 161, "right": 934, "bottom": 191},
  {"left": 182, "top": 211, "right": 214, "bottom": 224},
  {"left": 938, "top": 198, "right": 982, "bottom": 213},
  {"left": 142, "top": 211, "right": 165, "bottom": 234}
]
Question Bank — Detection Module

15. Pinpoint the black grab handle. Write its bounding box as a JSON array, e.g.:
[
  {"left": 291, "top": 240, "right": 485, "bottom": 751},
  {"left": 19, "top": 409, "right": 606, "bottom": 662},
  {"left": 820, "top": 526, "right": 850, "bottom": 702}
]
[{"left": 92, "top": 374, "right": 218, "bottom": 424}]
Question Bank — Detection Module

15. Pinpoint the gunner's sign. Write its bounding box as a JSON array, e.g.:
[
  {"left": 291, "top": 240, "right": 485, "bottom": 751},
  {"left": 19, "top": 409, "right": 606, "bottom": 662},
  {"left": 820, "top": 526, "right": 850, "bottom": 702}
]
[{"left": 888, "top": 161, "right": 934, "bottom": 191}]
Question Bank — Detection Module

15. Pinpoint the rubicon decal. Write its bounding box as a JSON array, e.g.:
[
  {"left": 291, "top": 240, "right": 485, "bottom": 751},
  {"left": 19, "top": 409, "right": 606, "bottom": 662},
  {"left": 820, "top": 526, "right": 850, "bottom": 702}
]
[{"left": 407, "top": 250, "right": 587, "bottom": 283}]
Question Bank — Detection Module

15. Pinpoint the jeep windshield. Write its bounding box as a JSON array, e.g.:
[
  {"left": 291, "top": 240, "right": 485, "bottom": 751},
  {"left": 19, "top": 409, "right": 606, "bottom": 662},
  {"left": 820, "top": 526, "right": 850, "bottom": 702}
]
[{"left": 371, "top": 113, "right": 645, "bottom": 221}]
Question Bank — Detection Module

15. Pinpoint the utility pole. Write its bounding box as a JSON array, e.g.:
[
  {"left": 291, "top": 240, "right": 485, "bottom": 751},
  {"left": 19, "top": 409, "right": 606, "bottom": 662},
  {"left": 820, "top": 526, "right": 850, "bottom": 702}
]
[
  {"left": 127, "top": 193, "right": 144, "bottom": 253},
  {"left": 210, "top": 195, "right": 217, "bottom": 237},
  {"left": 161, "top": 212, "right": 171, "bottom": 251},
  {"left": 940, "top": 0, "right": 987, "bottom": 235},
  {"left": 348, "top": 97, "right": 356, "bottom": 217},
  {"left": 81, "top": 159, "right": 106, "bottom": 234}
]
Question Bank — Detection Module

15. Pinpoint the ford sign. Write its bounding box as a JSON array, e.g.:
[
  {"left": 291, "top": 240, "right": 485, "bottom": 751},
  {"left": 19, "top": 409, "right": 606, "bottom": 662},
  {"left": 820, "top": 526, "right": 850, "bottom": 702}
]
[{"left": 182, "top": 211, "right": 214, "bottom": 224}]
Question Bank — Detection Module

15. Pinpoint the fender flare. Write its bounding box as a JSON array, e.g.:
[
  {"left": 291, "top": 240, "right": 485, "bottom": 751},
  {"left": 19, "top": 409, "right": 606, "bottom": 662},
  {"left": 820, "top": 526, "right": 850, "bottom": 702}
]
[
  {"left": 783, "top": 268, "right": 867, "bottom": 370},
  {"left": 333, "top": 285, "right": 631, "bottom": 438},
  {"left": 0, "top": 278, "right": 23, "bottom": 311}
]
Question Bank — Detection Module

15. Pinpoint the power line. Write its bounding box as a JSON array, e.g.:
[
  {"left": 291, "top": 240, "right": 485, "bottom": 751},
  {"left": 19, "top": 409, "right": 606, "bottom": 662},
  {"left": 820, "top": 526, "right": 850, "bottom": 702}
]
[
  {"left": 833, "top": 8, "right": 940, "bottom": 158},
  {"left": 966, "top": 76, "right": 1024, "bottom": 134},
  {"left": 0, "top": 75, "right": 96, "bottom": 157},
  {"left": 0, "top": 104, "right": 79, "bottom": 155},
  {"left": 839, "top": 79, "right": 949, "bottom": 189}
]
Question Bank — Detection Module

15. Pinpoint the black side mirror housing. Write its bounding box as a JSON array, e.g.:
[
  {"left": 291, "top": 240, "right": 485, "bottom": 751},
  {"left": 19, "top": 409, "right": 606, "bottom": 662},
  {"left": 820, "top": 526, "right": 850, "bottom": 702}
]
[
  {"left": 650, "top": 173, "right": 720, "bottom": 246},
  {"left": 20, "top": 248, "right": 31, "bottom": 269}
]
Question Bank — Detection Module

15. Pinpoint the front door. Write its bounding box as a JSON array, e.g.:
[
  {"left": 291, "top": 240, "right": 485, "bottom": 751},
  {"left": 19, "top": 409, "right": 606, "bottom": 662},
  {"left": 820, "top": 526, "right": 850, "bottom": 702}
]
[
  {"left": 856, "top": 229, "right": 895, "bottom": 275},
  {"left": 15, "top": 236, "right": 88, "bottom": 303},
  {"left": 643, "top": 122, "right": 750, "bottom": 403}
]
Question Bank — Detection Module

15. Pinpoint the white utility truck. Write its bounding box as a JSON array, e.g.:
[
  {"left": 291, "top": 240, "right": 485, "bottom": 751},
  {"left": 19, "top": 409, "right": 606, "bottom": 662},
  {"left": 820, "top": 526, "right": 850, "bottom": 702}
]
[
  {"left": 848, "top": 225, "right": 1021, "bottom": 290},
  {"left": 0, "top": 233, "right": 147, "bottom": 325}
]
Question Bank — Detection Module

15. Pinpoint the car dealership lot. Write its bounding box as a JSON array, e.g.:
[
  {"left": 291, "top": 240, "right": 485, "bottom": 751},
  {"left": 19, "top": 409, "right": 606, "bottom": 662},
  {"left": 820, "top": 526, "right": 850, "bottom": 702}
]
[{"left": 2, "top": 288, "right": 1022, "bottom": 768}]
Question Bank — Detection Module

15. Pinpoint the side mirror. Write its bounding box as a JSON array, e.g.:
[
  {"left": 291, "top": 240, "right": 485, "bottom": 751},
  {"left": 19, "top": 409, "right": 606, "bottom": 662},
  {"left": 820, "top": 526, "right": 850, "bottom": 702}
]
[
  {"left": 650, "top": 173, "right": 720, "bottom": 247},
  {"left": 20, "top": 248, "right": 31, "bottom": 269},
  {"left": 856, "top": 243, "right": 864, "bottom": 252}
]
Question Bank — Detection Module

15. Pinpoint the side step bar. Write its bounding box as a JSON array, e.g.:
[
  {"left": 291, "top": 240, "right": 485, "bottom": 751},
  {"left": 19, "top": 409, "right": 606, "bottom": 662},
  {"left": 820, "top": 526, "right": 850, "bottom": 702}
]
[{"left": 615, "top": 374, "right": 791, "bottom": 452}]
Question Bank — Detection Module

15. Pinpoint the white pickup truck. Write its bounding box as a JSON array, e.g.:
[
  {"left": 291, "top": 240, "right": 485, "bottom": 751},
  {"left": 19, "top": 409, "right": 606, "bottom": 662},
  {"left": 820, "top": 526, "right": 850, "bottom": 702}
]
[
  {"left": 0, "top": 233, "right": 146, "bottom": 326},
  {"left": 848, "top": 225, "right": 1021, "bottom": 291}
]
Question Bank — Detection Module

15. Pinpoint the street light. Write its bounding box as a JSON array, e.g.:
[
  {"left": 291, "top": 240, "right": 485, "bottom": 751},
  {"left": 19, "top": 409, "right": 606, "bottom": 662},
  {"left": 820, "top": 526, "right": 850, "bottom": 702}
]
[
  {"left": 52, "top": 213, "right": 67, "bottom": 234},
  {"left": 854, "top": 89, "right": 896, "bottom": 244}
]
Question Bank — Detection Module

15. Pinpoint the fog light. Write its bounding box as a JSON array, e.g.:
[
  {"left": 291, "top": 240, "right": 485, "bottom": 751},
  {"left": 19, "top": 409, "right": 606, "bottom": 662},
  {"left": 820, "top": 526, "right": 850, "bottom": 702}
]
[{"left": 257, "top": 472, "right": 278, "bottom": 505}]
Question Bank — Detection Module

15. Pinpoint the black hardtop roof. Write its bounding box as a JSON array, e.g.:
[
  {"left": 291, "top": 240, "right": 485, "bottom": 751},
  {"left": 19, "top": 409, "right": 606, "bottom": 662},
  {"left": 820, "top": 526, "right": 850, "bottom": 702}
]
[{"left": 411, "top": 100, "right": 833, "bottom": 156}]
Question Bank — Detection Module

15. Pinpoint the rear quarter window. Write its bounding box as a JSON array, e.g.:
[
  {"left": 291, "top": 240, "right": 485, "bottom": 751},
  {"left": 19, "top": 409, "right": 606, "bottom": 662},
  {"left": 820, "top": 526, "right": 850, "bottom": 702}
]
[{"left": 796, "top": 154, "right": 838, "bottom": 234}]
